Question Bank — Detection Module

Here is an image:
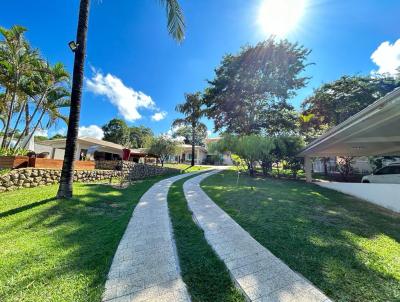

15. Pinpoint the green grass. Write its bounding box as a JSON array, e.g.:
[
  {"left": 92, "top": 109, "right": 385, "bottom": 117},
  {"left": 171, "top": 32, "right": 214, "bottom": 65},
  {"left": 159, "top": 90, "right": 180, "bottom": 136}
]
[
  {"left": 201, "top": 170, "right": 400, "bottom": 302},
  {"left": 163, "top": 163, "right": 210, "bottom": 173},
  {"left": 168, "top": 174, "right": 245, "bottom": 302},
  {"left": 0, "top": 174, "right": 174, "bottom": 302}
]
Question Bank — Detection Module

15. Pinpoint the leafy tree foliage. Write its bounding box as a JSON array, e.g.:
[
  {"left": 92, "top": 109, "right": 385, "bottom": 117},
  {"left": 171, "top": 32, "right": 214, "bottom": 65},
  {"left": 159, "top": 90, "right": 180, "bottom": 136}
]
[
  {"left": 146, "top": 136, "right": 177, "bottom": 167},
  {"left": 172, "top": 125, "right": 207, "bottom": 146},
  {"left": 129, "top": 125, "right": 153, "bottom": 148},
  {"left": 300, "top": 75, "right": 400, "bottom": 140},
  {"left": 203, "top": 38, "right": 311, "bottom": 135},
  {"left": 173, "top": 92, "right": 207, "bottom": 166},
  {"left": 211, "top": 134, "right": 304, "bottom": 177},
  {"left": 102, "top": 118, "right": 130, "bottom": 146},
  {"left": 50, "top": 134, "right": 67, "bottom": 140},
  {"left": 102, "top": 119, "right": 153, "bottom": 148},
  {"left": 0, "top": 26, "right": 70, "bottom": 150}
]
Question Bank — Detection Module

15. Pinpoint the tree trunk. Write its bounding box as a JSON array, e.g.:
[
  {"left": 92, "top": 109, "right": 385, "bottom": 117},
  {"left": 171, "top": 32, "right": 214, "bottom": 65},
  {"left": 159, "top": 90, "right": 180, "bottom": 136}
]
[
  {"left": 6, "top": 100, "right": 27, "bottom": 148},
  {"left": 57, "top": 0, "right": 90, "bottom": 199},
  {"left": 1, "top": 90, "right": 17, "bottom": 148},
  {"left": 191, "top": 126, "right": 195, "bottom": 166},
  {"left": 14, "top": 90, "right": 48, "bottom": 149},
  {"left": 24, "top": 102, "right": 30, "bottom": 136},
  {"left": 22, "top": 110, "right": 45, "bottom": 149}
]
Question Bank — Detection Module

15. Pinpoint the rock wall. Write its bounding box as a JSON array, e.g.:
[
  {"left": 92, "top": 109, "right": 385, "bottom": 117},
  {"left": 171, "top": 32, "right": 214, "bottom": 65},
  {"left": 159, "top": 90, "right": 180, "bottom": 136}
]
[
  {"left": 127, "top": 164, "right": 178, "bottom": 181},
  {"left": 0, "top": 169, "right": 122, "bottom": 192},
  {"left": 95, "top": 160, "right": 136, "bottom": 175},
  {"left": 0, "top": 163, "right": 179, "bottom": 192}
]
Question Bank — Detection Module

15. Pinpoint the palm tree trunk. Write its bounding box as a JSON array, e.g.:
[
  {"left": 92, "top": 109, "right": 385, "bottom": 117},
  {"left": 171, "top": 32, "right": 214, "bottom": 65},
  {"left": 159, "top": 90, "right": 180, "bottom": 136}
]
[
  {"left": 6, "top": 100, "right": 27, "bottom": 148},
  {"left": 57, "top": 0, "right": 90, "bottom": 199},
  {"left": 191, "top": 124, "right": 195, "bottom": 166},
  {"left": 24, "top": 102, "right": 30, "bottom": 136},
  {"left": 13, "top": 93, "right": 46, "bottom": 149},
  {"left": 1, "top": 90, "right": 17, "bottom": 148},
  {"left": 22, "top": 110, "right": 45, "bottom": 149}
]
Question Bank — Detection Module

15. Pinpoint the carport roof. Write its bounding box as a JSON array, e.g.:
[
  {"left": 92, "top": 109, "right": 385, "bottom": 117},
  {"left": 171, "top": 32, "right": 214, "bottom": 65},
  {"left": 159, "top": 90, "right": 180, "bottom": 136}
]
[{"left": 299, "top": 88, "right": 400, "bottom": 157}]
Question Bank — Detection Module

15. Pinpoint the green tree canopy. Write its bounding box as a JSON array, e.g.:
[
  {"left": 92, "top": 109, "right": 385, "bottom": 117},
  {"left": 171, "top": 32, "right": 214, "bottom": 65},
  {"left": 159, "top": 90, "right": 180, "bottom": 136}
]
[
  {"left": 102, "top": 119, "right": 154, "bottom": 148},
  {"left": 300, "top": 75, "right": 400, "bottom": 140},
  {"left": 203, "top": 38, "right": 311, "bottom": 135},
  {"left": 172, "top": 125, "right": 207, "bottom": 146},
  {"left": 129, "top": 125, "right": 153, "bottom": 148},
  {"left": 146, "top": 136, "right": 177, "bottom": 167},
  {"left": 102, "top": 118, "right": 130, "bottom": 146}
]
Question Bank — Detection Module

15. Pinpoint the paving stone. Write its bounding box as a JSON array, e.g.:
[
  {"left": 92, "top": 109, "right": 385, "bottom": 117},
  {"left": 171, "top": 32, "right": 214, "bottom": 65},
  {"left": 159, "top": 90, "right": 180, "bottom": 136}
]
[
  {"left": 103, "top": 172, "right": 203, "bottom": 302},
  {"left": 183, "top": 171, "right": 332, "bottom": 302}
]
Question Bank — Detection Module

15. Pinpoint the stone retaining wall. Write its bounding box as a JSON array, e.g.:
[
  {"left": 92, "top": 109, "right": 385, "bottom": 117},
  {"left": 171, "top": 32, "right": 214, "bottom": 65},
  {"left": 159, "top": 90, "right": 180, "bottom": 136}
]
[
  {"left": 0, "top": 169, "right": 122, "bottom": 192},
  {"left": 0, "top": 163, "right": 179, "bottom": 192},
  {"left": 95, "top": 160, "right": 136, "bottom": 175},
  {"left": 127, "top": 164, "right": 177, "bottom": 180}
]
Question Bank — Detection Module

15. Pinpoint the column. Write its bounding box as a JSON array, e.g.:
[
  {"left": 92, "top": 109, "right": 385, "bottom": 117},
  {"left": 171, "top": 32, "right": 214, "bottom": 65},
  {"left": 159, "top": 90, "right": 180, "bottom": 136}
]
[{"left": 305, "top": 156, "right": 312, "bottom": 183}]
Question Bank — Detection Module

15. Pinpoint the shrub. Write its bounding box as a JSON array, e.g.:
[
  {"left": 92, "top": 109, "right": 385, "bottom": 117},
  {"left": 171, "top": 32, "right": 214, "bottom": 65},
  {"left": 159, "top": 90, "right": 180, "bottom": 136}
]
[{"left": 0, "top": 147, "right": 29, "bottom": 156}]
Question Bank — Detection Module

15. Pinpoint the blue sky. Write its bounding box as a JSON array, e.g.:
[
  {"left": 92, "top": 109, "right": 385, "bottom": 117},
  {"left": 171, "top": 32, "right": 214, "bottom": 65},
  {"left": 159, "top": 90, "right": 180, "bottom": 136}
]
[{"left": 2, "top": 0, "right": 400, "bottom": 138}]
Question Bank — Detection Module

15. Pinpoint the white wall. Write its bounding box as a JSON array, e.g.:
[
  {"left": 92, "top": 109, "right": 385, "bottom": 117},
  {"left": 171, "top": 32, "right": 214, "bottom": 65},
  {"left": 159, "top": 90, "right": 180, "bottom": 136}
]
[{"left": 317, "top": 182, "right": 400, "bottom": 213}]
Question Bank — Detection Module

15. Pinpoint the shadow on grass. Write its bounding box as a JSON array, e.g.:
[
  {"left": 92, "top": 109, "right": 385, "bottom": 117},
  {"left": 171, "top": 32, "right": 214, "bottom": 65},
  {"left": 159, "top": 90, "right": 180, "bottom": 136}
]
[
  {"left": 0, "top": 175, "right": 166, "bottom": 302},
  {"left": 201, "top": 171, "right": 400, "bottom": 302},
  {"left": 0, "top": 197, "right": 57, "bottom": 219}
]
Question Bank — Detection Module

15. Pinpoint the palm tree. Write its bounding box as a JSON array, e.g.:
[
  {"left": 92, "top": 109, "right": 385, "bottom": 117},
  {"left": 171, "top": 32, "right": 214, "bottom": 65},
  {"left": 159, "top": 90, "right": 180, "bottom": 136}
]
[
  {"left": 173, "top": 92, "right": 206, "bottom": 166},
  {"left": 57, "top": 0, "right": 185, "bottom": 198},
  {"left": 13, "top": 62, "right": 70, "bottom": 149},
  {"left": 0, "top": 26, "right": 39, "bottom": 148}
]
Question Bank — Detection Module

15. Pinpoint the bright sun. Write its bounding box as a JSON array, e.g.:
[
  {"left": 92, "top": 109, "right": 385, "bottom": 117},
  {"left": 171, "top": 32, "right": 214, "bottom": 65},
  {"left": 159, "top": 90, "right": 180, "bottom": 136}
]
[{"left": 258, "top": 0, "right": 306, "bottom": 37}]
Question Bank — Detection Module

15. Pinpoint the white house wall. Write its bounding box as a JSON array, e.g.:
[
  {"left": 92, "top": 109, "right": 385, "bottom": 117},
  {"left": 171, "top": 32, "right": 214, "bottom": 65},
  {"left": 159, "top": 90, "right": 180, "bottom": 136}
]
[{"left": 317, "top": 182, "right": 400, "bottom": 213}]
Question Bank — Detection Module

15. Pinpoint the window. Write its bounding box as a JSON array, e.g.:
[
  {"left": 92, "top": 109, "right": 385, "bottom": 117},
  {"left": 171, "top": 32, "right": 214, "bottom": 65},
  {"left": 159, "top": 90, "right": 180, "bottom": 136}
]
[
  {"left": 391, "top": 166, "right": 400, "bottom": 174},
  {"left": 375, "top": 166, "right": 399, "bottom": 175},
  {"left": 375, "top": 166, "right": 391, "bottom": 175}
]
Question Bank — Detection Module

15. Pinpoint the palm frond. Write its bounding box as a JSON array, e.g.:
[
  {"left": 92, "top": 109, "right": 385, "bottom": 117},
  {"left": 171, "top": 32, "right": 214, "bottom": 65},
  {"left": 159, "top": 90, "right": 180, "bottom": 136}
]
[{"left": 159, "top": 0, "right": 185, "bottom": 42}]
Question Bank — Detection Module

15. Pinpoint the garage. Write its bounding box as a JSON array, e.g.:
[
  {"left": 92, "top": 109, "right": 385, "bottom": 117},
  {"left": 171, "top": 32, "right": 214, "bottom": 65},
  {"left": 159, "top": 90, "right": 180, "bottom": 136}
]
[{"left": 299, "top": 88, "right": 400, "bottom": 212}]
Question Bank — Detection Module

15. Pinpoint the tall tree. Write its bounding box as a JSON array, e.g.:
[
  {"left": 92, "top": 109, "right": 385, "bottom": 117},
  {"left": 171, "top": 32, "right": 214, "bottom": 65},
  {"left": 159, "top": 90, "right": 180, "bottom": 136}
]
[
  {"left": 203, "top": 38, "right": 310, "bottom": 135},
  {"left": 173, "top": 92, "right": 206, "bottom": 166},
  {"left": 172, "top": 124, "right": 207, "bottom": 146},
  {"left": 57, "top": 0, "right": 185, "bottom": 198},
  {"left": 102, "top": 118, "right": 130, "bottom": 146},
  {"left": 0, "top": 26, "right": 39, "bottom": 147},
  {"left": 146, "top": 136, "right": 177, "bottom": 167},
  {"left": 300, "top": 75, "right": 400, "bottom": 140},
  {"left": 129, "top": 125, "right": 153, "bottom": 148}
]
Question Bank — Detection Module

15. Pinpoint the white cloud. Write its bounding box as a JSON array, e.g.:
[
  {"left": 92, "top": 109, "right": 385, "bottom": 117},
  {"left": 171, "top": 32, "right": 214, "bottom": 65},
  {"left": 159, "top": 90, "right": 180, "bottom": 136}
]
[
  {"left": 34, "top": 128, "right": 48, "bottom": 137},
  {"left": 371, "top": 39, "right": 400, "bottom": 76},
  {"left": 151, "top": 111, "right": 167, "bottom": 121},
  {"left": 78, "top": 125, "right": 104, "bottom": 140},
  {"left": 86, "top": 70, "right": 155, "bottom": 121},
  {"left": 48, "top": 128, "right": 67, "bottom": 137}
]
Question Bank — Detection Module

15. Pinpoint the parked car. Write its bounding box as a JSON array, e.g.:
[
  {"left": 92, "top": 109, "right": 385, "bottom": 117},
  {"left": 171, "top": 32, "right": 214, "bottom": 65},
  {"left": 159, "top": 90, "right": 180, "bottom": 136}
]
[{"left": 361, "top": 164, "right": 400, "bottom": 184}]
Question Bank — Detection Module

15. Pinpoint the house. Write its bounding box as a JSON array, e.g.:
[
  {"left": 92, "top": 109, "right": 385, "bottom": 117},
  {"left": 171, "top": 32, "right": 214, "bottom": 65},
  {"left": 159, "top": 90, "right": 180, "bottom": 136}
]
[
  {"left": 37, "top": 136, "right": 234, "bottom": 166},
  {"left": 171, "top": 144, "right": 208, "bottom": 165},
  {"left": 204, "top": 137, "right": 233, "bottom": 165},
  {"left": 38, "top": 136, "right": 149, "bottom": 162}
]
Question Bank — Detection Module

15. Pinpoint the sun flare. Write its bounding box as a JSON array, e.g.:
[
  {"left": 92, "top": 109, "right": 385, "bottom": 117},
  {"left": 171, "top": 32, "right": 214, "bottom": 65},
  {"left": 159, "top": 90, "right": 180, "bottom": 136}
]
[{"left": 258, "top": 0, "right": 306, "bottom": 37}]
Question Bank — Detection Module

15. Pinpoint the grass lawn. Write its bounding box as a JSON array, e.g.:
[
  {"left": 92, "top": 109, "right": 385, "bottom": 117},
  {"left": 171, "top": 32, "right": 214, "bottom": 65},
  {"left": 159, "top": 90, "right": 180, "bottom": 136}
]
[
  {"left": 163, "top": 163, "right": 210, "bottom": 173},
  {"left": 0, "top": 174, "right": 174, "bottom": 302},
  {"left": 201, "top": 170, "right": 400, "bottom": 302},
  {"left": 168, "top": 174, "right": 245, "bottom": 302}
]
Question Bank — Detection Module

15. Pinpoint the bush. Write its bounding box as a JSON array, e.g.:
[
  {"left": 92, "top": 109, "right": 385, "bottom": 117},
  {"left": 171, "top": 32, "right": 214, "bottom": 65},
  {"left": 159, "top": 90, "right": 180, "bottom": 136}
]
[{"left": 0, "top": 147, "right": 29, "bottom": 156}]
